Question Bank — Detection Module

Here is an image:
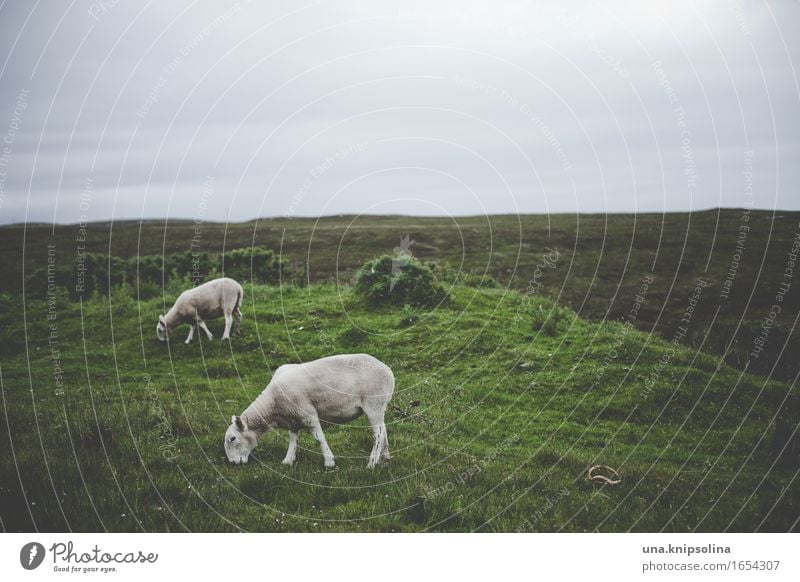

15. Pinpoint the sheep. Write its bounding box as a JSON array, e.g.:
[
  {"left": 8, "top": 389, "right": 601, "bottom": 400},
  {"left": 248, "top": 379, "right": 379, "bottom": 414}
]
[
  {"left": 224, "top": 353, "right": 394, "bottom": 468},
  {"left": 156, "top": 277, "right": 243, "bottom": 344}
]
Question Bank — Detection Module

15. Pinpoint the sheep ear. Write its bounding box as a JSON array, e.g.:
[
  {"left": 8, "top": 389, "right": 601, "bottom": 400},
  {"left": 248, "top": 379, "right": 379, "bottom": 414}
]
[
  {"left": 159, "top": 314, "right": 166, "bottom": 324},
  {"left": 233, "top": 415, "right": 246, "bottom": 431}
]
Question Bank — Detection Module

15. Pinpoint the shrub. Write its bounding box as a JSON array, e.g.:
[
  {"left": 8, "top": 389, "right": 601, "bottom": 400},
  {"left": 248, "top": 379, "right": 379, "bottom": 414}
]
[
  {"left": 109, "top": 282, "right": 137, "bottom": 312},
  {"left": 354, "top": 255, "right": 449, "bottom": 308},
  {"left": 25, "top": 252, "right": 129, "bottom": 300},
  {"left": 134, "top": 254, "right": 168, "bottom": 287},
  {"left": 133, "top": 281, "right": 162, "bottom": 301},
  {"left": 133, "top": 250, "right": 215, "bottom": 287},
  {"left": 23, "top": 246, "right": 297, "bottom": 302},
  {"left": 165, "top": 274, "right": 194, "bottom": 297},
  {"left": 221, "top": 247, "right": 294, "bottom": 285}
]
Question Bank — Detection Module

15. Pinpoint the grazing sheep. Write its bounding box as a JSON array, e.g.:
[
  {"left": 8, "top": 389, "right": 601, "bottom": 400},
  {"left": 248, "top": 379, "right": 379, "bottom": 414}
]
[
  {"left": 224, "top": 353, "right": 394, "bottom": 468},
  {"left": 156, "top": 277, "right": 243, "bottom": 344}
]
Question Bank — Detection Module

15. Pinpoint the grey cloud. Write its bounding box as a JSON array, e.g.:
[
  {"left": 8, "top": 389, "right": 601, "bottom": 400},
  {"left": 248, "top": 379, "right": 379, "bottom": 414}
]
[{"left": 0, "top": 0, "right": 798, "bottom": 224}]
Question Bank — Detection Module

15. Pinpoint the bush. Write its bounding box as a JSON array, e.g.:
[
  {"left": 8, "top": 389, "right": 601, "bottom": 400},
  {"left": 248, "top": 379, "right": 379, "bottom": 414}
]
[
  {"left": 23, "top": 246, "right": 297, "bottom": 302},
  {"left": 25, "top": 252, "right": 129, "bottom": 300},
  {"left": 354, "top": 255, "right": 449, "bottom": 308},
  {"left": 135, "top": 250, "right": 215, "bottom": 287},
  {"left": 109, "top": 282, "right": 136, "bottom": 311},
  {"left": 165, "top": 274, "right": 194, "bottom": 298},
  {"left": 135, "top": 254, "right": 168, "bottom": 287},
  {"left": 221, "top": 247, "right": 295, "bottom": 285},
  {"left": 133, "top": 281, "right": 162, "bottom": 301}
]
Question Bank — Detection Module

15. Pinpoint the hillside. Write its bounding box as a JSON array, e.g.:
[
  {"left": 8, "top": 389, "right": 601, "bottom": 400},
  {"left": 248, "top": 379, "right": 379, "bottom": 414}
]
[
  {"left": 0, "top": 278, "right": 797, "bottom": 532},
  {"left": 2, "top": 210, "right": 798, "bottom": 382}
]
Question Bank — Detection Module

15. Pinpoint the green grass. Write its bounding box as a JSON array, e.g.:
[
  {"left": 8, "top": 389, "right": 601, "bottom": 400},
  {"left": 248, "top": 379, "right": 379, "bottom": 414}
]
[
  {"left": 3, "top": 210, "right": 799, "bottom": 382},
  {"left": 1, "top": 280, "right": 798, "bottom": 532}
]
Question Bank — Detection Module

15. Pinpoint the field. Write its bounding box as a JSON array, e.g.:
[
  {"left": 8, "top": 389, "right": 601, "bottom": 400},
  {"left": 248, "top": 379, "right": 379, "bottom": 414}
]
[
  {"left": 3, "top": 209, "right": 799, "bottom": 381},
  {"left": 1, "top": 210, "right": 799, "bottom": 532}
]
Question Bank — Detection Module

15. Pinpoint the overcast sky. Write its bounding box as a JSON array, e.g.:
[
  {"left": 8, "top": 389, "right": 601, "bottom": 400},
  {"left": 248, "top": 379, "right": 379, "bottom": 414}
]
[{"left": 0, "top": 0, "right": 798, "bottom": 224}]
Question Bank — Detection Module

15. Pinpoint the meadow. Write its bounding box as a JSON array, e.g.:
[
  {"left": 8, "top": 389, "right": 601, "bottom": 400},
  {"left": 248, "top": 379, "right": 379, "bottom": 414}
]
[
  {"left": 1, "top": 267, "right": 798, "bottom": 532},
  {"left": 3, "top": 209, "right": 799, "bottom": 381}
]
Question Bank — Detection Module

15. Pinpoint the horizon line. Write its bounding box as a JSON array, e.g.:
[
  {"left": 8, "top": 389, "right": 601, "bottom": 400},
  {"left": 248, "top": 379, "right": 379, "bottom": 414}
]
[{"left": 1, "top": 206, "right": 797, "bottom": 228}]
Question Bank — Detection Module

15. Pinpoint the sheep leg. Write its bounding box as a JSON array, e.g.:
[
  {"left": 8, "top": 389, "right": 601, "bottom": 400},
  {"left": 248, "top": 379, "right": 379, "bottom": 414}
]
[
  {"left": 282, "top": 431, "right": 298, "bottom": 465},
  {"left": 184, "top": 325, "right": 195, "bottom": 344},
  {"left": 365, "top": 407, "right": 390, "bottom": 467},
  {"left": 222, "top": 314, "right": 233, "bottom": 340},
  {"left": 381, "top": 429, "right": 391, "bottom": 461},
  {"left": 368, "top": 424, "right": 385, "bottom": 468},
  {"left": 233, "top": 307, "right": 242, "bottom": 336},
  {"left": 198, "top": 320, "right": 213, "bottom": 340},
  {"left": 309, "top": 421, "right": 335, "bottom": 468}
]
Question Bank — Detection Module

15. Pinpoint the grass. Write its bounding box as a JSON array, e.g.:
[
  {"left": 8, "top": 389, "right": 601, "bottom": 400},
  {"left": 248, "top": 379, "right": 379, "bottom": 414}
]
[
  {"left": 3, "top": 210, "right": 799, "bottom": 381},
  {"left": 1, "top": 278, "right": 798, "bottom": 532}
]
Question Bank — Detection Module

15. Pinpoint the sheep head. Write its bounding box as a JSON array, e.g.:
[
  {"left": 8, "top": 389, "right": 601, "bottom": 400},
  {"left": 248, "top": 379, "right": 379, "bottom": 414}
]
[
  {"left": 224, "top": 415, "right": 258, "bottom": 464},
  {"left": 156, "top": 315, "right": 168, "bottom": 342}
]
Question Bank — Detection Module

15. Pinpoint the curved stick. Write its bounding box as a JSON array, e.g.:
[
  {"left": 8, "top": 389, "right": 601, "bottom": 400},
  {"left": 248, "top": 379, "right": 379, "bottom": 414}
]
[{"left": 586, "top": 464, "right": 622, "bottom": 485}]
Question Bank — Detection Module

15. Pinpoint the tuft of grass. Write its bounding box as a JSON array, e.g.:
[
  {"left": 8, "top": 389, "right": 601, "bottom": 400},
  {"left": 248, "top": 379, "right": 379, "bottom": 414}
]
[
  {"left": 338, "top": 326, "right": 370, "bottom": 348},
  {"left": 530, "top": 299, "right": 575, "bottom": 337}
]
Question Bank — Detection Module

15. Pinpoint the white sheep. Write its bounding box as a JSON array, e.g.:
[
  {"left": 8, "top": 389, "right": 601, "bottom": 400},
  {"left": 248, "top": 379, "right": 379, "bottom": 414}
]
[
  {"left": 224, "top": 353, "right": 395, "bottom": 468},
  {"left": 156, "top": 277, "right": 243, "bottom": 344}
]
